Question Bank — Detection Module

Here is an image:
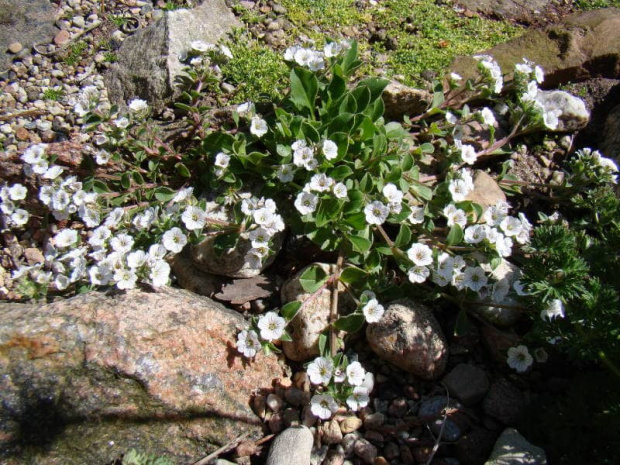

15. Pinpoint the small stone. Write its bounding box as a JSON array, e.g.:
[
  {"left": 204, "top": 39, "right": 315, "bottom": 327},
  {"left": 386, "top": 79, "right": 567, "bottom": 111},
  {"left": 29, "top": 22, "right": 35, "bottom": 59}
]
[
  {"left": 266, "top": 393, "right": 283, "bottom": 412},
  {"left": 482, "top": 379, "right": 525, "bottom": 425},
  {"left": 400, "top": 445, "right": 414, "bottom": 465},
  {"left": 388, "top": 397, "right": 408, "bottom": 417},
  {"left": 284, "top": 387, "right": 306, "bottom": 407},
  {"left": 266, "top": 426, "right": 314, "bottom": 465},
  {"left": 323, "top": 448, "right": 345, "bottom": 465},
  {"left": 8, "top": 42, "right": 23, "bottom": 54},
  {"left": 384, "top": 442, "right": 400, "bottom": 460},
  {"left": 442, "top": 363, "right": 490, "bottom": 406},
  {"left": 269, "top": 412, "right": 284, "bottom": 434},
  {"left": 374, "top": 457, "right": 389, "bottom": 465},
  {"left": 54, "top": 30, "right": 71, "bottom": 46},
  {"left": 354, "top": 438, "right": 377, "bottom": 464},
  {"left": 320, "top": 419, "right": 343, "bottom": 444},
  {"left": 485, "top": 428, "right": 546, "bottom": 465},
  {"left": 412, "top": 446, "right": 433, "bottom": 463},
  {"left": 363, "top": 412, "right": 385, "bottom": 430},
  {"left": 72, "top": 16, "right": 86, "bottom": 28},
  {"left": 252, "top": 395, "right": 267, "bottom": 419},
  {"left": 15, "top": 127, "right": 30, "bottom": 141},
  {"left": 364, "top": 430, "right": 384, "bottom": 444},
  {"left": 282, "top": 408, "right": 299, "bottom": 427},
  {"left": 340, "top": 415, "right": 363, "bottom": 434}
]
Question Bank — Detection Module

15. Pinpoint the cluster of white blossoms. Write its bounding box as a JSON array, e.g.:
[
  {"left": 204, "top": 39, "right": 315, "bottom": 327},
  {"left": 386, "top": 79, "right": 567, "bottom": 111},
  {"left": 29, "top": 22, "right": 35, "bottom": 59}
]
[
  {"left": 0, "top": 182, "right": 30, "bottom": 229},
  {"left": 306, "top": 356, "right": 375, "bottom": 420},
  {"left": 474, "top": 55, "right": 503, "bottom": 94},
  {"left": 284, "top": 39, "right": 351, "bottom": 71},
  {"left": 236, "top": 310, "right": 287, "bottom": 358},
  {"left": 406, "top": 199, "right": 532, "bottom": 297},
  {"left": 240, "top": 195, "right": 285, "bottom": 269},
  {"left": 570, "top": 147, "right": 619, "bottom": 185},
  {"left": 447, "top": 168, "right": 474, "bottom": 201},
  {"left": 363, "top": 183, "right": 405, "bottom": 226},
  {"left": 72, "top": 85, "right": 102, "bottom": 118}
]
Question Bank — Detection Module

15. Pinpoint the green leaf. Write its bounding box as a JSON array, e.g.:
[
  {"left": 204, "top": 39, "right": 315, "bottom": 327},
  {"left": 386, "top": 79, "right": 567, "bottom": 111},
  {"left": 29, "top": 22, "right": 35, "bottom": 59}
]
[
  {"left": 490, "top": 256, "right": 503, "bottom": 271},
  {"left": 339, "top": 266, "right": 367, "bottom": 284},
  {"left": 351, "top": 85, "right": 371, "bottom": 113},
  {"left": 385, "top": 121, "right": 406, "bottom": 139},
  {"left": 176, "top": 162, "right": 191, "bottom": 178},
  {"left": 281, "top": 301, "right": 302, "bottom": 321},
  {"left": 279, "top": 331, "right": 293, "bottom": 342},
  {"left": 316, "top": 198, "right": 341, "bottom": 227},
  {"left": 341, "top": 41, "right": 361, "bottom": 76},
  {"left": 290, "top": 67, "right": 318, "bottom": 113},
  {"left": 120, "top": 173, "right": 131, "bottom": 189},
  {"left": 131, "top": 171, "right": 144, "bottom": 185},
  {"left": 454, "top": 308, "right": 473, "bottom": 337},
  {"left": 401, "top": 153, "right": 414, "bottom": 172},
  {"left": 92, "top": 180, "right": 111, "bottom": 194},
  {"left": 395, "top": 224, "right": 412, "bottom": 248},
  {"left": 154, "top": 187, "right": 176, "bottom": 202},
  {"left": 328, "top": 113, "right": 355, "bottom": 135},
  {"left": 446, "top": 224, "right": 464, "bottom": 246},
  {"left": 339, "top": 93, "right": 358, "bottom": 114},
  {"left": 359, "top": 172, "right": 373, "bottom": 193},
  {"left": 410, "top": 182, "right": 433, "bottom": 201},
  {"left": 213, "top": 233, "right": 240, "bottom": 256},
  {"left": 357, "top": 77, "right": 389, "bottom": 102},
  {"left": 329, "top": 165, "right": 353, "bottom": 181},
  {"left": 318, "top": 333, "right": 328, "bottom": 357},
  {"left": 343, "top": 212, "right": 366, "bottom": 230},
  {"left": 333, "top": 313, "right": 365, "bottom": 333},
  {"left": 348, "top": 235, "right": 372, "bottom": 253},
  {"left": 327, "top": 73, "right": 347, "bottom": 103},
  {"left": 299, "top": 264, "right": 330, "bottom": 293},
  {"left": 431, "top": 81, "right": 445, "bottom": 109}
]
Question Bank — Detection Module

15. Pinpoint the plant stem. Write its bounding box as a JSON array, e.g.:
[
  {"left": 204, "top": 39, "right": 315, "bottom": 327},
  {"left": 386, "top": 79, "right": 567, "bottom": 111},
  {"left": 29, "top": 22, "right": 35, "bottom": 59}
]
[{"left": 330, "top": 250, "right": 345, "bottom": 357}]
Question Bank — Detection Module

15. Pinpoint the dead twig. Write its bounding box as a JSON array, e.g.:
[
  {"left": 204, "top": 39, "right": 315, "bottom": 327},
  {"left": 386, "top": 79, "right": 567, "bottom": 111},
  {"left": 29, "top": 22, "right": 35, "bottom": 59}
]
[
  {"left": 0, "top": 109, "right": 47, "bottom": 122},
  {"left": 191, "top": 432, "right": 251, "bottom": 465}
]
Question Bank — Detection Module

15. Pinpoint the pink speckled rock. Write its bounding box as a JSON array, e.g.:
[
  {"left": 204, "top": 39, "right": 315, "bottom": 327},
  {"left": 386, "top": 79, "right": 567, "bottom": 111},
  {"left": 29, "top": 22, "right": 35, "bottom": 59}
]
[
  {"left": 366, "top": 299, "right": 448, "bottom": 380},
  {"left": 0, "top": 287, "right": 285, "bottom": 464}
]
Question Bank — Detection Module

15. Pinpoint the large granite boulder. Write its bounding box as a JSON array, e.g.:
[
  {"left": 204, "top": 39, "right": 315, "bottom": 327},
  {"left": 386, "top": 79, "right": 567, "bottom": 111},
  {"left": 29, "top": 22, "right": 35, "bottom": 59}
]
[
  {"left": 0, "top": 0, "right": 58, "bottom": 73},
  {"left": 450, "top": 8, "right": 620, "bottom": 88},
  {"left": 366, "top": 299, "right": 448, "bottom": 380},
  {"left": 0, "top": 287, "right": 285, "bottom": 464},
  {"left": 455, "top": 0, "right": 561, "bottom": 25},
  {"left": 105, "top": 0, "right": 241, "bottom": 113}
]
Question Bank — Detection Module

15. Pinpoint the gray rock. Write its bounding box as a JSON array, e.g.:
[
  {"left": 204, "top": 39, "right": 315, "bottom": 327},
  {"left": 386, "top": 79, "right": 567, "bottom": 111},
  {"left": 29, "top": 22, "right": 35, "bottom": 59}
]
[
  {"left": 0, "top": 0, "right": 58, "bottom": 72},
  {"left": 105, "top": 0, "right": 241, "bottom": 113},
  {"left": 354, "top": 438, "right": 378, "bottom": 464},
  {"left": 382, "top": 80, "right": 432, "bottom": 121},
  {"left": 366, "top": 299, "right": 448, "bottom": 380},
  {"left": 483, "top": 379, "right": 525, "bottom": 425},
  {"left": 450, "top": 8, "right": 620, "bottom": 89},
  {"left": 0, "top": 287, "right": 284, "bottom": 463},
  {"left": 442, "top": 363, "right": 490, "bottom": 406},
  {"left": 456, "top": 0, "right": 556, "bottom": 25},
  {"left": 535, "top": 90, "right": 590, "bottom": 132},
  {"left": 266, "top": 426, "right": 314, "bottom": 465},
  {"left": 484, "top": 428, "right": 547, "bottom": 465},
  {"left": 281, "top": 263, "right": 353, "bottom": 361},
  {"left": 418, "top": 396, "right": 464, "bottom": 442}
]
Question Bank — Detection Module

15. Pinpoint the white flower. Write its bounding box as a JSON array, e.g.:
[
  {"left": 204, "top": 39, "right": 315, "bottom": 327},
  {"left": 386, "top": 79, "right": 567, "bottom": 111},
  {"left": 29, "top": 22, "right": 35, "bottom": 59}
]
[
  {"left": 507, "top": 345, "right": 533, "bottom": 373},
  {"left": 309, "top": 173, "right": 334, "bottom": 192},
  {"left": 484, "top": 202, "right": 509, "bottom": 226},
  {"left": 182, "top": 206, "right": 207, "bottom": 230},
  {"left": 333, "top": 368, "right": 346, "bottom": 383},
  {"left": 324, "top": 41, "right": 343, "bottom": 57},
  {"left": 214, "top": 152, "right": 230, "bottom": 169},
  {"left": 320, "top": 139, "right": 338, "bottom": 162},
  {"left": 79, "top": 206, "right": 101, "bottom": 228},
  {"left": 294, "top": 191, "right": 318, "bottom": 215},
  {"left": 534, "top": 65, "right": 545, "bottom": 84},
  {"left": 307, "top": 357, "right": 334, "bottom": 385},
  {"left": 127, "top": 250, "right": 147, "bottom": 269},
  {"left": 104, "top": 208, "right": 125, "bottom": 228},
  {"left": 346, "top": 387, "right": 370, "bottom": 411},
  {"left": 492, "top": 278, "right": 511, "bottom": 302},
  {"left": 93, "top": 149, "right": 111, "bottom": 165},
  {"left": 54, "top": 229, "right": 78, "bottom": 248},
  {"left": 449, "top": 178, "right": 471, "bottom": 201},
  {"left": 408, "top": 265, "right": 430, "bottom": 283},
  {"left": 253, "top": 207, "right": 275, "bottom": 226},
  {"left": 450, "top": 72, "right": 462, "bottom": 81},
  {"left": 89, "top": 264, "right": 113, "bottom": 286},
  {"left": 21, "top": 144, "right": 47, "bottom": 164},
  {"left": 190, "top": 40, "right": 216, "bottom": 53},
  {"left": 128, "top": 98, "right": 149, "bottom": 114},
  {"left": 54, "top": 274, "right": 71, "bottom": 290},
  {"left": 444, "top": 204, "right": 467, "bottom": 228},
  {"left": 382, "top": 183, "right": 403, "bottom": 204},
  {"left": 534, "top": 347, "right": 548, "bottom": 363},
  {"left": 244, "top": 252, "right": 263, "bottom": 269},
  {"left": 237, "top": 101, "right": 253, "bottom": 115},
  {"left": 250, "top": 116, "right": 268, "bottom": 137},
  {"left": 284, "top": 45, "right": 301, "bottom": 61},
  {"left": 150, "top": 260, "right": 170, "bottom": 287},
  {"left": 114, "top": 117, "right": 130, "bottom": 128},
  {"left": 463, "top": 266, "right": 488, "bottom": 292},
  {"left": 407, "top": 243, "right": 433, "bottom": 266},
  {"left": 464, "top": 224, "right": 486, "bottom": 244},
  {"left": 333, "top": 182, "right": 348, "bottom": 199},
  {"left": 362, "top": 298, "right": 384, "bottom": 323},
  {"left": 436, "top": 253, "right": 455, "bottom": 278},
  {"left": 500, "top": 216, "right": 522, "bottom": 237},
  {"left": 512, "top": 280, "right": 529, "bottom": 296},
  {"left": 432, "top": 271, "right": 450, "bottom": 287},
  {"left": 364, "top": 201, "right": 389, "bottom": 225},
  {"left": 8, "top": 184, "right": 27, "bottom": 201},
  {"left": 257, "top": 311, "right": 286, "bottom": 341},
  {"left": 276, "top": 164, "right": 295, "bottom": 183},
  {"left": 219, "top": 45, "right": 233, "bottom": 59},
  {"left": 542, "top": 108, "right": 562, "bottom": 130},
  {"left": 460, "top": 144, "right": 477, "bottom": 165},
  {"left": 110, "top": 233, "right": 134, "bottom": 253},
  {"left": 51, "top": 189, "right": 71, "bottom": 211},
  {"left": 172, "top": 187, "right": 194, "bottom": 203},
  {"left": 445, "top": 111, "right": 458, "bottom": 124},
  {"left": 148, "top": 244, "right": 167, "bottom": 261},
  {"left": 541, "top": 299, "right": 565, "bottom": 321},
  {"left": 162, "top": 227, "right": 187, "bottom": 254},
  {"left": 293, "top": 146, "right": 315, "bottom": 167},
  {"left": 10, "top": 209, "right": 29, "bottom": 226},
  {"left": 495, "top": 234, "right": 513, "bottom": 257},
  {"left": 346, "top": 361, "right": 366, "bottom": 386},
  {"left": 114, "top": 268, "right": 138, "bottom": 290},
  {"left": 409, "top": 206, "right": 425, "bottom": 224},
  {"left": 237, "top": 329, "right": 261, "bottom": 358},
  {"left": 310, "top": 393, "right": 339, "bottom": 420},
  {"left": 479, "top": 107, "right": 496, "bottom": 126},
  {"left": 515, "top": 62, "right": 532, "bottom": 75}
]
